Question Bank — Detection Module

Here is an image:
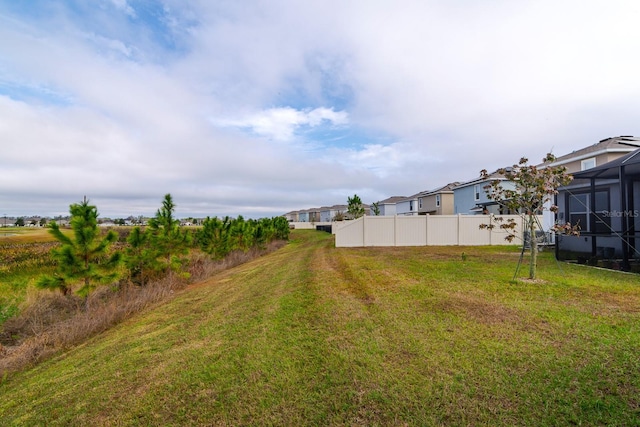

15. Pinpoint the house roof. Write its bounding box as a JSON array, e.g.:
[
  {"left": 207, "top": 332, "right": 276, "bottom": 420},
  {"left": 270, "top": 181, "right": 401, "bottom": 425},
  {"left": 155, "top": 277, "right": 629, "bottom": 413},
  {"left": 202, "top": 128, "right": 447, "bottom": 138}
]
[
  {"left": 377, "top": 196, "right": 406, "bottom": 204},
  {"left": 547, "top": 136, "right": 640, "bottom": 166},
  {"left": 420, "top": 182, "right": 461, "bottom": 196},
  {"left": 453, "top": 170, "right": 509, "bottom": 190},
  {"left": 326, "top": 204, "right": 348, "bottom": 210},
  {"left": 571, "top": 148, "right": 640, "bottom": 180},
  {"left": 397, "top": 193, "right": 422, "bottom": 203}
]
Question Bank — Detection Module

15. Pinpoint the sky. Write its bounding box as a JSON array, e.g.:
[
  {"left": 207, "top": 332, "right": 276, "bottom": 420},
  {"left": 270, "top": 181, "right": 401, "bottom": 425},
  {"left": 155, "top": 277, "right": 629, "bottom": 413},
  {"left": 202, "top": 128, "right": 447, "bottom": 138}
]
[{"left": 1, "top": 0, "right": 640, "bottom": 219}]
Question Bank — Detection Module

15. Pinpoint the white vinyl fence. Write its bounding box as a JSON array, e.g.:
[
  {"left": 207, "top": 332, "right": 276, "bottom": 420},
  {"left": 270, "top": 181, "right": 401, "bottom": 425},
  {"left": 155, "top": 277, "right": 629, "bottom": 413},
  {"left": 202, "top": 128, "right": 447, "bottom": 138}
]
[{"left": 334, "top": 214, "right": 540, "bottom": 247}]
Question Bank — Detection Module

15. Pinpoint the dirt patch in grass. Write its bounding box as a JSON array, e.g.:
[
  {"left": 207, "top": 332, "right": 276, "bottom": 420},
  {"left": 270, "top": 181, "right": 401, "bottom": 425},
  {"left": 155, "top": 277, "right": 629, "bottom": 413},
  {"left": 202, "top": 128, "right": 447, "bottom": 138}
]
[
  {"left": 515, "top": 277, "right": 549, "bottom": 285},
  {"left": 435, "top": 292, "right": 522, "bottom": 325},
  {"left": 576, "top": 291, "right": 640, "bottom": 317}
]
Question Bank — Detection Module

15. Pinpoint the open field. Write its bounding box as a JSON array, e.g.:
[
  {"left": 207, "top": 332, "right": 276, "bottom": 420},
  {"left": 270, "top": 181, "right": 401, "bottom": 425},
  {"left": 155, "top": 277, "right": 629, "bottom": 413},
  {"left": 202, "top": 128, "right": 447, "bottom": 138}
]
[
  {"left": 0, "top": 227, "right": 62, "bottom": 244},
  {"left": 0, "top": 228, "right": 63, "bottom": 324},
  {"left": 0, "top": 227, "right": 85, "bottom": 325},
  {"left": 0, "top": 226, "right": 131, "bottom": 321},
  {"left": 1, "top": 230, "right": 639, "bottom": 425}
]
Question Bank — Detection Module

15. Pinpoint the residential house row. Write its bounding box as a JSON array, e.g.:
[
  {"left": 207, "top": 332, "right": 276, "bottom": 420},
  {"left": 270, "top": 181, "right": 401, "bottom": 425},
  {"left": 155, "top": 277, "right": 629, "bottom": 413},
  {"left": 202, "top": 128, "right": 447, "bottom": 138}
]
[
  {"left": 284, "top": 136, "right": 640, "bottom": 244},
  {"left": 285, "top": 204, "right": 372, "bottom": 223}
]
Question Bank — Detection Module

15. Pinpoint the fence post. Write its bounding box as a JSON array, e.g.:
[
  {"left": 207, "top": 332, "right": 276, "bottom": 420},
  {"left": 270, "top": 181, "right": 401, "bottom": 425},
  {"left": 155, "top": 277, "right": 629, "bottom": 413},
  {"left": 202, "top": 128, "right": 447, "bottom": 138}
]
[
  {"left": 363, "top": 216, "right": 367, "bottom": 247},
  {"left": 394, "top": 215, "right": 397, "bottom": 247},
  {"left": 425, "top": 214, "right": 429, "bottom": 245},
  {"left": 489, "top": 214, "right": 494, "bottom": 245}
]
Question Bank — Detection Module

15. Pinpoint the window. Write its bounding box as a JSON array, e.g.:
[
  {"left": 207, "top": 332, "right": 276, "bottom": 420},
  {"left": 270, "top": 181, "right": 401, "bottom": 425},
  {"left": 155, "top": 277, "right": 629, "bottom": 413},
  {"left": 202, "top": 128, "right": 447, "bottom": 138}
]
[
  {"left": 567, "top": 190, "right": 610, "bottom": 233},
  {"left": 436, "top": 194, "right": 441, "bottom": 207},
  {"left": 419, "top": 198, "right": 423, "bottom": 209},
  {"left": 568, "top": 193, "right": 588, "bottom": 231},
  {"left": 409, "top": 200, "right": 414, "bottom": 211},
  {"left": 581, "top": 157, "right": 596, "bottom": 171},
  {"left": 474, "top": 184, "right": 480, "bottom": 201}
]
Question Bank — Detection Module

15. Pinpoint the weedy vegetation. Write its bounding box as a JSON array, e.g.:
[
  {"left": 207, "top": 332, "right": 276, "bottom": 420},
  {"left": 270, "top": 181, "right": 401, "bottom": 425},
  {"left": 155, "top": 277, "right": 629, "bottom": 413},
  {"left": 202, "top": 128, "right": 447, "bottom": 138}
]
[
  {"left": 0, "top": 230, "right": 62, "bottom": 325},
  {"left": 0, "top": 195, "right": 290, "bottom": 375}
]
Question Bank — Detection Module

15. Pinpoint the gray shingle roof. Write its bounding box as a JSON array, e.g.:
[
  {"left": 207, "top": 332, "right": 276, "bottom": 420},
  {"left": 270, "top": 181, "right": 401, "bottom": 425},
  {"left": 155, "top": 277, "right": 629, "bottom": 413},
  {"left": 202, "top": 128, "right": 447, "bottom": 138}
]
[{"left": 550, "top": 136, "right": 640, "bottom": 165}]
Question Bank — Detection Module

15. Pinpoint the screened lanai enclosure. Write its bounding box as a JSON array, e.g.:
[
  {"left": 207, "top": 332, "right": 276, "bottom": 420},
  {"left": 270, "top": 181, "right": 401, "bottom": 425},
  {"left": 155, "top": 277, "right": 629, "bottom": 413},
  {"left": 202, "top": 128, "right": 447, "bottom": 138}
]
[{"left": 556, "top": 148, "right": 640, "bottom": 271}]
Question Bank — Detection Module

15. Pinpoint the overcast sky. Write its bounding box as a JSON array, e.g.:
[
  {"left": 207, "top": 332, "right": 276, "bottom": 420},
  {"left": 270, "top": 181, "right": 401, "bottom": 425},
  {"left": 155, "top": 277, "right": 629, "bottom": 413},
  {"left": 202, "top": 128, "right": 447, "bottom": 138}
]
[{"left": 1, "top": 1, "right": 640, "bottom": 219}]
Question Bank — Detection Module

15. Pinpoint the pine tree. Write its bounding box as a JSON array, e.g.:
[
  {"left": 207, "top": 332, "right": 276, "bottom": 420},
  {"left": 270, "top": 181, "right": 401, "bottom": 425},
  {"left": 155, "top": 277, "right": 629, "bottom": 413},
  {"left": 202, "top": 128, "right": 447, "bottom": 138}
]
[
  {"left": 124, "top": 225, "right": 158, "bottom": 286},
  {"left": 272, "top": 216, "right": 290, "bottom": 240},
  {"left": 146, "top": 194, "right": 190, "bottom": 278},
  {"left": 37, "top": 197, "right": 122, "bottom": 302},
  {"left": 347, "top": 194, "right": 365, "bottom": 219},
  {"left": 231, "top": 215, "right": 249, "bottom": 251},
  {"left": 371, "top": 202, "right": 381, "bottom": 216},
  {"left": 198, "top": 216, "right": 233, "bottom": 259}
]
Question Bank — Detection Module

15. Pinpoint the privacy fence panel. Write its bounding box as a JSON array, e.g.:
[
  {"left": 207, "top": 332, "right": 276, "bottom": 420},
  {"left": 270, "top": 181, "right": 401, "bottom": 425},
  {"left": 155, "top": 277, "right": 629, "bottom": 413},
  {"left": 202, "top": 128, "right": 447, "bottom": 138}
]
[
  {"left": 334, "top": 219, "right": 364, "bottom": 247},
  {"left": 364, "top": 216, "right": 396, "bottom": 246},
  {"left": 334, "top": 214, "right": 536, "bottom": 247},
  {"left": 426, "top": 215, "right": 459, "bottom": 245},
  {"left": 459, "top": 215, "right": 492, "bottom": 245},
  {"left": 395, "top": 216, "right": 427, "bottom": 246}
]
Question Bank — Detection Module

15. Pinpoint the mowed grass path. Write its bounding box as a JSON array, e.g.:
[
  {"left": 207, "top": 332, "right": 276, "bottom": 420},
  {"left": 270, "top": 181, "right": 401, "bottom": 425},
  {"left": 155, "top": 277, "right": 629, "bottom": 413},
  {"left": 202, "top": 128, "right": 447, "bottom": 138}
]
[{"left": 1, "top": 230, "right": 639, "bottom": 426}]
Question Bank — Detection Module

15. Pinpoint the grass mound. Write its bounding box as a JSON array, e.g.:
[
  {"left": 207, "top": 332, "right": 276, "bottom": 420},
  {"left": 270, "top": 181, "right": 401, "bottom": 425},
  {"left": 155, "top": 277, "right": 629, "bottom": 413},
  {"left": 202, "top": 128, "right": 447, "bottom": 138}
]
[{"left": 1, "top": 231, "right": 639, "bottom": 426}]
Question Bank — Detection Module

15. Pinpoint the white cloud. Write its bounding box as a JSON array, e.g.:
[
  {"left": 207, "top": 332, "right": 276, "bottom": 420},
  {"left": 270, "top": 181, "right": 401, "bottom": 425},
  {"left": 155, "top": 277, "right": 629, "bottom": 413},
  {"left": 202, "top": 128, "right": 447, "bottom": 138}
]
[
  {"left": 85, "top": 32, "right": 134, "bottom": 58},
  {"left": 109, "top": 0, "right": 136, "bottom": 17},
  {"left": 214, "top": 107, "right": 348, "bottom": 142},
  {"left": 1, "top": 1, "right": 640, "bottom": 218}
]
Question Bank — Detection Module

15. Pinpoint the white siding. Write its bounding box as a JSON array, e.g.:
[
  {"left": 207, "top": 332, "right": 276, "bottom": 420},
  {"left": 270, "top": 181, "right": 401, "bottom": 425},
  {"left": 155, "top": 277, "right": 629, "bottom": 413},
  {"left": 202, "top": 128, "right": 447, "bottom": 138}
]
[{"left": 379, "top": 203, "right": 397, "bottom": 216}]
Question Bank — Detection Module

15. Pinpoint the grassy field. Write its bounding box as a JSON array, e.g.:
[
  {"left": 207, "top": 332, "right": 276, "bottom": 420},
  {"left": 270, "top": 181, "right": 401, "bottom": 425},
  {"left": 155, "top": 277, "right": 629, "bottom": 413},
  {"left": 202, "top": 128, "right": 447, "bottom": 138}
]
[
  {"left": 0, "top": 228, "right": 63, "bottom": 324},
  {"left": 1, "top": 230, "right": 639, "bottom": 425}
]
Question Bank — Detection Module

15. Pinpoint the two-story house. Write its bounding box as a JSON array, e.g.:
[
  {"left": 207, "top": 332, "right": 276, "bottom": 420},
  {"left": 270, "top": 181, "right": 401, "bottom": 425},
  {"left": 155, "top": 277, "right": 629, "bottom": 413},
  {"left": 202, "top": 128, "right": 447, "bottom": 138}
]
[
  {"left": 555, "top": 137, "right": 640, "bottom": 267},
  {"left": 371, "top": 196, "right": 405, "bottom": 216},
  {"left": 320, "top": 205, "right": 347, "bottom": 222},
  {"left": 543, "top": 136, "right": 640, "bottom": 243},
  {"left": 395, "top": 193, "right": 421, "bottom": 216},
  {"left": 546, "top": 136, "right": 639, "bottom": 174},
  {"left": 453, "top": 171, "right": 516, "bottom": 215},
  {"left": 417, "top": 182, "right": 459, "bottom": 215}
]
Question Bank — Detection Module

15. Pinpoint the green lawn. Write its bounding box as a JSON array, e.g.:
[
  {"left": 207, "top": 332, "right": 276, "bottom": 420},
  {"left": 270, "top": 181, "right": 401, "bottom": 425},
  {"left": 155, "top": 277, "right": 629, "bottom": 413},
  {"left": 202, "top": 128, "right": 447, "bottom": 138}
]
[{"left": 1, "top": 230, "right": 639, "bottom": 426}]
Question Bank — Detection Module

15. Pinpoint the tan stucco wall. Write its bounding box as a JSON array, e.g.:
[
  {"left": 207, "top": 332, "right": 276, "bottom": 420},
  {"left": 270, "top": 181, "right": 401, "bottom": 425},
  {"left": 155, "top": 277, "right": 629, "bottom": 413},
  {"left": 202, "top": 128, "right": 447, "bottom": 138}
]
[
  {"left": 418, "top": 193, "right": 454, "bottom": 215},
  {"left": 440, "top": 193, "right": 455, "bottom": 215},
  {"left": 563, "top": 152, "right": 631, "bottom": 174}
]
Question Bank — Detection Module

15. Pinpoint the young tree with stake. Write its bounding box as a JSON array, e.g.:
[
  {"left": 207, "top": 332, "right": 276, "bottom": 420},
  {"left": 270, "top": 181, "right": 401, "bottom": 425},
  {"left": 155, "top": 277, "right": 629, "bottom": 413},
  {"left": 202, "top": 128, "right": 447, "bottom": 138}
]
[{"left": 480, "top": 153, "right": 579, "bottom": 280}]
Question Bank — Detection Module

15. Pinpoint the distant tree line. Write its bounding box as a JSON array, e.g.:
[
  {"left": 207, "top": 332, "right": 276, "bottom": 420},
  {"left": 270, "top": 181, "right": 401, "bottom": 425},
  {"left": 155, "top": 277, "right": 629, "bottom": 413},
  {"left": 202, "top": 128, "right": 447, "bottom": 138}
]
[{"left": 11, "top": 217, "right": 48, "bottom": 227}]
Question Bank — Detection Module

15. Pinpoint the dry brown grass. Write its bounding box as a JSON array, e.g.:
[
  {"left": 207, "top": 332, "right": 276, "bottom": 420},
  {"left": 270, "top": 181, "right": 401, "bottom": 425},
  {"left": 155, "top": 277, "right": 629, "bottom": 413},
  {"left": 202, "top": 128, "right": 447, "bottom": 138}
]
[
  {"left": 0, "top": 227, "right": 67, "bottom": 244},
  {"left": 435, "top": 291, "right": 522, "bottom": 325},
  {"left": 0, "top": 240, "right": 287, "bottom": 376}
]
